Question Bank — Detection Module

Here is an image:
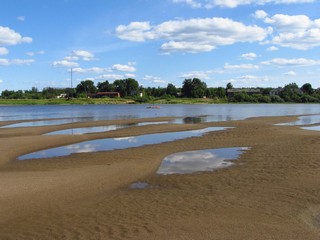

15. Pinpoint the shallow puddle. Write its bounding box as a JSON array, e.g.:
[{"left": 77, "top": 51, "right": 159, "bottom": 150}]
[
  {"left": 45, "top": 121, "right": 169, "bottom": 135},
  {"left": 0, "top": 118, "right": 88, "bottom": 128},
  {"left": 276, "top": 115, "right": 320, "bottom": 126},
  {"left": 157, "top": 147, "right": 250, "bottom": 175},
  {"left": 18, "top": 127, "right": 228, "bottom": 160},
  {"left": 129, "top": 182, "right": 150, "bottom": 189},
  {"left": 301, "top": 125, "right": 320, "bottom": 131}
]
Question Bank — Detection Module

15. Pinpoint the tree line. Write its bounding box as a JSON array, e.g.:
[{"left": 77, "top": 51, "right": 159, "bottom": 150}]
[{"left": 1, "top": 78, "right": 320, "bottom": 103}]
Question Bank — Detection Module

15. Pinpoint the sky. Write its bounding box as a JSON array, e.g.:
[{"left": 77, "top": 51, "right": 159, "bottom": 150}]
[{"left": 1, "top": 0, "right": 320, "bottom": 91}]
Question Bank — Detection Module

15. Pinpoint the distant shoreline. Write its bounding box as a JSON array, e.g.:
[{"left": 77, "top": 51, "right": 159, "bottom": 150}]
[{"left": 0, "top": 98, "right": 317, "bottom": 105}]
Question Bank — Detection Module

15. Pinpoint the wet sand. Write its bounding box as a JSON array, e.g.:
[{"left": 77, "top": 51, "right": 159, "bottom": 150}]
[{"left": 0, "top": 115, "right": 320, "bottom": 239}]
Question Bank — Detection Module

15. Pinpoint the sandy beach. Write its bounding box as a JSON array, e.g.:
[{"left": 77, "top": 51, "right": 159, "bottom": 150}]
[{"left": 0, "top": 115, "right": 320, "bottom": 239}]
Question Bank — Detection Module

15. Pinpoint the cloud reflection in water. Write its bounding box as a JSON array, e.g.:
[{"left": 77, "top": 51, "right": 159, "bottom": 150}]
[{"left": 157, "top": 147, "right": 249, "bottom": 175}]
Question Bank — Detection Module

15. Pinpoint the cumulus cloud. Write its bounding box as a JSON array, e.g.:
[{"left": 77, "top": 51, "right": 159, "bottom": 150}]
[
  {"left": 284, "top": 71, "right": 297, "bottom": 76},
  {"left": 26, "top": 50, "right": 45, "bottom": 57},
  {"left": 259, "top": 13, "right": 320, "bottom": 50},
  {"left": 0, "top": 26, "right": 32, "bottom": 46},
  {"left": 53, "top": 50, "right": 95, "bottom": 68},
  {"left": 241, "top": 52, "right": 258, "bottom": 60},
  {"left": 143, "top": 75, "right": 169, "bottom": 85},
  {"left": 0, "top": 58, "right": 34, "bottom": 66},
  {"left": 172, "top": 0, "right": 315, "bottom": 8},
  {"left": 227, "top": 75, "right": 271, "bottom": 86},
  {"left": 261, "top": 58, "right": 320, "bottom": 66},
  {"left": 52, "top": 60, "right": 79, "bottom": 68},
  {"left": 71, "top": 50, "right": 95, "bottom": 61},
  {"left": 253, "top": 10, "right": 268, "bottom": 19},
  {"left": 266, "top": 46, "right": 279, "bottom": 51},
  {"left": 116, "top": 17, "right": 269, "bottom": 54},
  {"left": 224, "top": 63, "right": 259, "bottom": 70},
  {"left": 94, "top": 73, "right": 135, "bottom": 81},
  {"left": 172, "top": 0, "right": 202, "bottom": 8},
  {"left": 0, "top": 47, "right": 8, "bottom": 55},
  {"left": 112, "top": 63, "right": 136, "bottom": 72},
  {"left": 179, "top": 71, "right": 211, "bottom": 79},
  {"left": 71, "top": 67, "right": 111, "bottom": 74}
]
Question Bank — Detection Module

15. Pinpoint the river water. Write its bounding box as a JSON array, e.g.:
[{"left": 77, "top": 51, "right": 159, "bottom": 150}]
[{"left": 1, "top": 104, "right": 320, "bottom": 123}]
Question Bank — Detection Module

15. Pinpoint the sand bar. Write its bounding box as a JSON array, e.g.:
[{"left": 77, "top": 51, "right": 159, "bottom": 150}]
[{"left": 0, "top": 115, "right": 320, "bottom": 239}]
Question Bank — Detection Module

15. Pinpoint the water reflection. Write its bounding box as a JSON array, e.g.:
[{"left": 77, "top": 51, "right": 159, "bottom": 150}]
[
  {"left": 276, "top": 115, "right": 320, "bottom": 126},
  {"left": 129, "top": 182, "right": 150, "bottom": 189},
  {"left": 157, "top": 147, "right": 249, "bottom": 175},
  {"left": 301, "top": 125, "right": 320, "bottom": 131},
  {"left": 18, "top": 127, "right": 228, "bottom": 160},
  {"left": 45, "top": 121, "right": 168, "bottom": 135},
  {"left": 0, "top": 118, "right": 90, "bottom": 128}
]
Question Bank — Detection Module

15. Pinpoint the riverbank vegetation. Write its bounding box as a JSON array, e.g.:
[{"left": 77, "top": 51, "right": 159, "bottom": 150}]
[{"left": 1, "top": 78, "right": 320, "bottom": 104}]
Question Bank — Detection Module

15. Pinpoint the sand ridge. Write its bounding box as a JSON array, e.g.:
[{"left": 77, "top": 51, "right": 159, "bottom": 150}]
[{"left": 0, "top": 115, "right": 320, "bottom": 239}]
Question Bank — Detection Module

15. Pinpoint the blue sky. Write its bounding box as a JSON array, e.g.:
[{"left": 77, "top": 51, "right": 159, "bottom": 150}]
[{"left": 1, "top": 0, "right": 320, "bottom": 91}]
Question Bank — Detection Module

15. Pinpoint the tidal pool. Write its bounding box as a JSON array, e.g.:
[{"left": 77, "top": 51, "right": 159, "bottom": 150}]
[
  {"left": 18, "top": 127, "right": 227, "bottom": 160},
  {"left": 157, "top": 147, "right": 250, "bottom": 175}
]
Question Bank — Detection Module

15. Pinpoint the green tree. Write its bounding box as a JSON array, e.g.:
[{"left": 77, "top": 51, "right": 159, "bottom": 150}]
[
  {"left": 226, "top": 82, "right": 233, "bottom": 90},
  {"left": 166, "top": 83, "right": 177, "bottom": 97},
  {"left": 182, "top": 79, "right": 193, "bottom": 97},
  {"left": 280, "top": 83, "right": 302, "bottom": 102},
  {"left": 182, "top": 78, "right": 207, "bottom": 98},
  {"left": 191, "top": 78, "right": 207, "bottom": 98},
  {"left": 76, "top": 80, "right": 97, "bottom": 97},
  {"left": 301, "top": 83, "right": 313, "bottom": 95},
  {"left": 113, "top": 78, "right": 139, "bottom": 97},
  {"left": 97, "top": 80, "right": 115, "bottom": 92}
]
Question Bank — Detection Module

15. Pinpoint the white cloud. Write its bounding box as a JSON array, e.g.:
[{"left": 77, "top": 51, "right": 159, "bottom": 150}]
[
  {"left": 72, "top": 67, "right": 111, "bottom": 74},
  {"left": 72, "top": 50, "right": 95, "bottom": 61},
  {"left": 179, "top": 71, "right": 211, "bottom": 79},
  {"left": 0, "top": 58, "right": 34, "bottom": 66},
  {"left": 11, "top": 59, "right": 34, "bottom": 65},
  {"left": 241, "top": 52, "right": 258, "bottom": 60},
  {"left": 284, "top": 71, "right": 297, "bottom": 76},
  {"left": 0, "top": 79, "right": 3, "bottom": 84},
  {"left": 0, "top": 47, "right": 8, "bottom": 55},
  {"left": 172, "top": 0, "right": 202, "bottom": 8},
  {"left": 254, "top": 10, "right": 268, "bottom": 19},
  {"left": 17, "top": 16, "right": 25, "bottom": 21},
  {"left": 172, "top": 0, "right": 315, "bottom": 8},
  {"left": 26, "top": 50, "right": 45, "bottom": 57},
  {"left": 261, "top": 58, "right": 320, "bottom": 66},
  {"left": 94, "top": 74, "right": 128, "bottom": 81},
  {"left": 224, "top": 63, "right": 259, "bottom": 70},
  {"left": 161, "top": 41, "right": 215, "bottom": 54},
  {"left": 52, "top": 60, "right": 79, "bottom": 68},
  {"left": 266, "top": 46, "right": 279, "bottom": 51},
  {"left": 262, "top": 13, "right": 320, "bottom": 50},
  {"left": 0, "top": 26, "right": 32, "bottom": 46},
  {"left": 124, "top": 73, "right": 136, "bottom": 78},
  {"left": 116, "top": 17, "right": 269, "bottom": 54},
  {"left": 0, "top": 59, "right": 9, "bottom": 66},
  {"left": 143, "top": 75, "right": 169, "bottom": 85},
  {"left": 227, "top": 75, "right": 271, "bottom": 87},
  {"left": 112, "top": 64, "right": 136, "bottom": 72}
]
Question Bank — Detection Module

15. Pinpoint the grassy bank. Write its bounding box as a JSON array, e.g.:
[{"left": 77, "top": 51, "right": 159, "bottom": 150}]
[{"left": 0, "top": 97, "right": 227, "bottom": 105}]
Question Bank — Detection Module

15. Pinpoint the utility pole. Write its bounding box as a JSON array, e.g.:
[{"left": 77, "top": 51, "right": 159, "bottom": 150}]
[{"left": 70, "top": 67, "right": 73, "bottom": 99}]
